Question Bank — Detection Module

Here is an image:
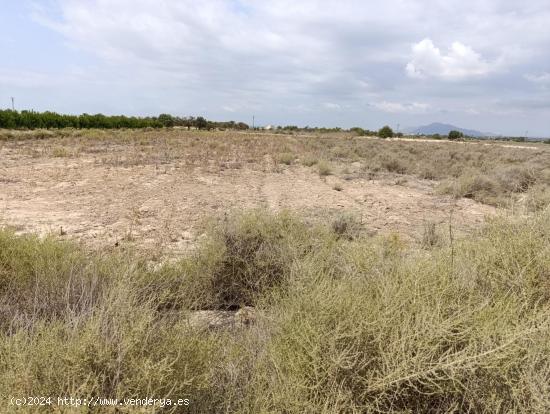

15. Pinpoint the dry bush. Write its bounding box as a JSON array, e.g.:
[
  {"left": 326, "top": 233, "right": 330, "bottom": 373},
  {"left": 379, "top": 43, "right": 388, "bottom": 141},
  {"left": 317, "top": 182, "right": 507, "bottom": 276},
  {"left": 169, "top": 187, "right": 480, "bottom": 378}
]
[
  {"left": 420, "top": 220, "right": 443, "bottom": 248},
  {"left": 138, "top": 210, "right": 322, "bottom": 311},
  {"left": 496, "top": 165, "right": 538, "bottom": 193},
  {"left": 276, "top": 152, "right": 295, "bottom": 165},
  {"left": 0, "top": 231, "right": 114, "bottom": 331},
  {"left": 330, "top": 213, "right": 362, "bottom": 240},
  {"left": 193, "top": 211, "right": 309, "bottom": 309},
  {"left": 317, "top": 160, "right": 333, "bottom": 176},
  {"left": 456, "top": 173, "right": 497, "bottom": 199},
  {"left": 331, "top": 145, "right": 354, "bottom": 159},
  {"left": 300, "top": 155, "right": 318, "bottom": 167},
  {"left": 525, "top": 184, "right": 550, "bottom": 212},
  {"left": 52, "top": 146, "right": 70, "bottom": 157},
  {"left": 0, "top": 129, "right": 57, "bottom": 141},
  {"left": 243, "top": 209, "right": 550, "bottom": 413},
  {"left": 299, "top": 136, "right": 549, "bottom": 206},
  {"left": 417, "top": 165, "right": 438, "bottom": 180},
  {"left": 438, "top": 171, "right": 499, "bottom": 204},
  {"left": 1, "top": 209, "right": 550, "bottom": 412},
  {"left": 381, "top": 156, "right": 409, "bottom": 174}
]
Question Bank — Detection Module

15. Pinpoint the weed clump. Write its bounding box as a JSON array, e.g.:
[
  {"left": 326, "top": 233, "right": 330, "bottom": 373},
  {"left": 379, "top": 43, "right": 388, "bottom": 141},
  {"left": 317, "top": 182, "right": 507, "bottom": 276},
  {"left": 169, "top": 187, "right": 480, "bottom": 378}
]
[
  {"left": 182, "top": 210, "right": 315, "bottom": 310},
  {"left": 438, "top": 171, "right": 499, "bottom": 204},
  {"left": 496, "top": 166, "right": 537, "bottom": 193},
  {"left": 331, "top": 213, "right": 362, "bottom": 240},
  {"left": 525, "top": 184, "right": 550, "bottom": 212},
  {"left": 301, "top": 155, "right": 318, "bottom": 167},
  {"left": 420, "top": 220, "right": 443, "bottom": 248},
  {"left": 317, "top": 160, "right": 332, "bottom": 176},
  {"left": 52, "top": 146, "right": 70, "bottom": 157},
  {"left": 0, "top": 231, "right": 113, "bottom": 331},
  {"left": 381, "top": 157, "right": 408, "bottom": 174},
  {"left": 277, "top": 152, "right": 295, "bottom": 165}
]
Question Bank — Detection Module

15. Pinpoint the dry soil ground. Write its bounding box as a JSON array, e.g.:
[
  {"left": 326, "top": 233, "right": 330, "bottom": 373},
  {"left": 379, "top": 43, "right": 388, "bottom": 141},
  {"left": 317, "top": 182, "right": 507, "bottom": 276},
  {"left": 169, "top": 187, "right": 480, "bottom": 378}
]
[{"left": 0, "top": 130, "right": 511, "bottom": 258}]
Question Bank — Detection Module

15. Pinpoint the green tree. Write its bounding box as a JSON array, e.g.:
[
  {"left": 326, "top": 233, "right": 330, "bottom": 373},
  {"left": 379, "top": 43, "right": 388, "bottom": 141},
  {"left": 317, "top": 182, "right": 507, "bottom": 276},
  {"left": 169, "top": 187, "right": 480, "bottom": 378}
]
[
  {"left": 0, "top": 109, "right": 257, "bottom": 131},
  {"left": 350, "top": 127, "right": 366, "bottom": 136},
  {"left": 196, "top": 116, "right": 208, "bottom": 130},
  {"left": 448, "top": 130, "right": 464, "bottom": 140},
  {"left": 0, "top": 110, "right": 17, "bottom": 128},
  {"left": 158, "top": 113, "right": 175, "bottom": 127},
  {"left": 378, "top": 125, "right": 394, "bottom": 138}
]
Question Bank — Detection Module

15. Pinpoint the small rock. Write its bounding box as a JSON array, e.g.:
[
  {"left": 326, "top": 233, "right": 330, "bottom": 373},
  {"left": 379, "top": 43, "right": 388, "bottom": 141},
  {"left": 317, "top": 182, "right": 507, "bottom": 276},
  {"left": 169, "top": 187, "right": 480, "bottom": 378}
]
[
  {"left": 235, "top": 306, "right": 256, "bottom": 326},
  {"left": 187, "top": 307, "right": 256, "bottom": 331}
]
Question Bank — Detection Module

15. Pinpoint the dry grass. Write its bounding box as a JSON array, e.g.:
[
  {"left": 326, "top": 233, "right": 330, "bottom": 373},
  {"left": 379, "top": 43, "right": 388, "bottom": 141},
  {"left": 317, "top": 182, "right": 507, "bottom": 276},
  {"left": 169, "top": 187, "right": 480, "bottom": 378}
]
[
  {"left": 330, "top": 212, "right": 363, "bottom": 240},
  {"left": 317, "top": 160, "right": 333, "bottom": 176},
  {"left": 276, "top": 152, "right": 295, "bottom": 165},
  {"left": 525, "top": 184, "right": 550, "bottom": 212},
  {"left": 52, "top": 146, "right": 70, "bottom": 157},
  {"left": 2, "top": 129, "right": 548, "bottom": 209},
  {"left": 1, "top": 208, "right": 550, "bottom": 412},
  {"left": 300, "top": 155, "right": 318, "bottom": 167},
  {"left": 420, "top": 220, "right": 443, "bottom": 248}
]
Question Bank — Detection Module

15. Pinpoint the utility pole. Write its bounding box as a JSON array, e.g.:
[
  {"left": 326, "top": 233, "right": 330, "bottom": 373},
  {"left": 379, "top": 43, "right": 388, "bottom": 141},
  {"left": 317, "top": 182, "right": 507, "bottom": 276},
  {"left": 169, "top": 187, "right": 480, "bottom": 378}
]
[
  {"left": 10, "top": 97, "right": 14, "bottom": 111},
  {"left": 252, "top": 115, "right": 255, "bottom": 130}
]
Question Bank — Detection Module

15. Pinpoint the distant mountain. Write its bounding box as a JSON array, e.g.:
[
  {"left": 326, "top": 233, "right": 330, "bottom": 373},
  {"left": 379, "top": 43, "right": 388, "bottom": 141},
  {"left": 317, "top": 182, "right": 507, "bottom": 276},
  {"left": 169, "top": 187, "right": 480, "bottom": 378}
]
[{"left": 407, "top": 122, "right": 490, "bottom": 137}]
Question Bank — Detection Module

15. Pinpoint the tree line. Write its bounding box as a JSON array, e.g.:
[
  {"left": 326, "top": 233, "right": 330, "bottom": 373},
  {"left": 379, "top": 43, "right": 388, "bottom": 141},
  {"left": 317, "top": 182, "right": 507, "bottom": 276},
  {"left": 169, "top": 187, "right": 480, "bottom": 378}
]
[{"left": 0, "top": 110, "right": 250, "bottom": 130}]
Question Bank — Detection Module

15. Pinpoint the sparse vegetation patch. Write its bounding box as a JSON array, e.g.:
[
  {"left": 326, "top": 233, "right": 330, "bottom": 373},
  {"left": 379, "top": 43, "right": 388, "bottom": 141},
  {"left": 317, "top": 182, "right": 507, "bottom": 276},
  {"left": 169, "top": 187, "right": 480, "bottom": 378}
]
[{"left": 1, "top": 209, "right": 550, "bottom": 412}]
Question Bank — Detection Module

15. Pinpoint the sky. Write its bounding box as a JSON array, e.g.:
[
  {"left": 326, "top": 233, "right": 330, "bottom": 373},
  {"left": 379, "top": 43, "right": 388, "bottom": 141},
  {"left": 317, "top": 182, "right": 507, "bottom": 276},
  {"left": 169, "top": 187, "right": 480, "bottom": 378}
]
[{"left": 1, "top": 0, "right": 549, "bottom": 136}]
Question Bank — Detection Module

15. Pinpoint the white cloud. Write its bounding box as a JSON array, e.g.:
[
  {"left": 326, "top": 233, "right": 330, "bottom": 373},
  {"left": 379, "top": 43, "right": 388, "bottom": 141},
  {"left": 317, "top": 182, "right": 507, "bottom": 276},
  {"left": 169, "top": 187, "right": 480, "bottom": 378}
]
[
  {"left": 0, "top": 68, "right": 89, "bottom": 88},
  {"left": 371, "top": 101, "right": 430, "bottom": 113},
  {"left": 322, "top": 102, "right": 342, "bottom": 110},
  {"left": 525, "top": 72, "right": 550, "bottom": 84},
  {"left": 17, "top": 0, "right": 550, "bottom": 134},
  {"left": 406, "top": 38, "right": 493, "bottom": 80}
]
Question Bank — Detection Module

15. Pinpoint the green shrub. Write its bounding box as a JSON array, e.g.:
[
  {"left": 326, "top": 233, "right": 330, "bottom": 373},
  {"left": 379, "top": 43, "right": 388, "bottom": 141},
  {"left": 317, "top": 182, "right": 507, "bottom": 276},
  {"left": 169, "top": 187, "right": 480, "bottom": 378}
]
[
  {"left": 244, "top": 209, "right": 550, "bottom": 412},
  {"left": 378, "top": 125, "right": 394, "bottom": 138},
  {"left": 448, "top": 130, "right": 464, "bottom": 140},
  {"left": 350, "top": 127, "right": 366, "bottom": 136}
]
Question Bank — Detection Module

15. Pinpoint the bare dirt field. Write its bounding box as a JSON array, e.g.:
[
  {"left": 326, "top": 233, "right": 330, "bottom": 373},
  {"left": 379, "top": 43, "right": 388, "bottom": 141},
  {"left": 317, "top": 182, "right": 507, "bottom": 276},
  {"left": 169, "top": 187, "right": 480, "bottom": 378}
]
[{"left": 1, "top": 129, "right": 548, "bottom": 258}]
